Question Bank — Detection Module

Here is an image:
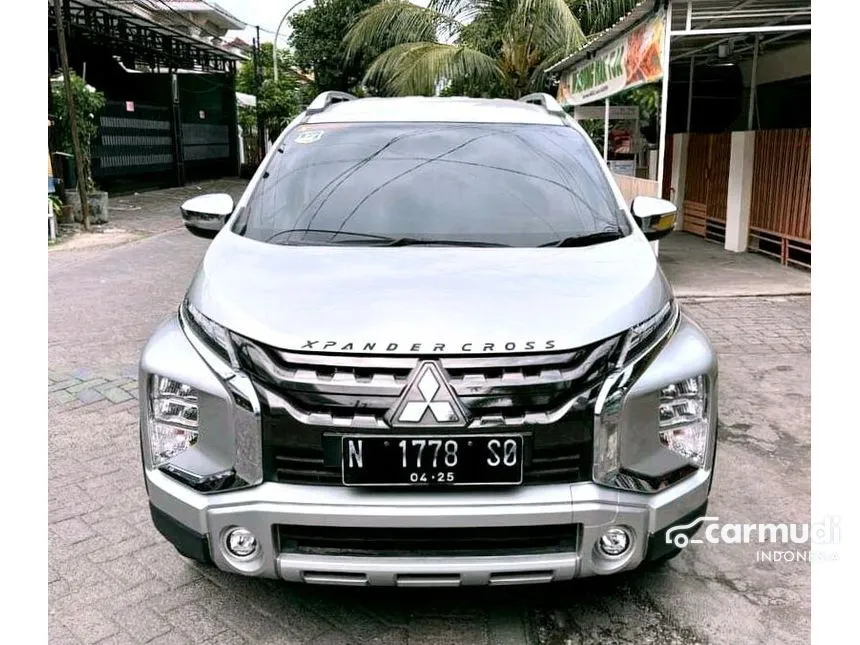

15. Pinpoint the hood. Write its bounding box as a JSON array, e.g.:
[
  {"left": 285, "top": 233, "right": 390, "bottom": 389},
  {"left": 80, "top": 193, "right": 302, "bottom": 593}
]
[{"left": 187, "top": 232, "right": 672, "bottom": 354}]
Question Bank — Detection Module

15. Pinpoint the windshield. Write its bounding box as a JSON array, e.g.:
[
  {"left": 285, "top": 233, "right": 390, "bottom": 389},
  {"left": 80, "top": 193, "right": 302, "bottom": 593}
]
[{"left": 232, "top": 121, "right": 630, "bottom": 247}]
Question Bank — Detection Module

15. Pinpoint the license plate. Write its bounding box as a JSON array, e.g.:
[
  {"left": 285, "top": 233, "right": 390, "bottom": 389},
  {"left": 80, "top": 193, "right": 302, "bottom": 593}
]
[{"left": 342, "top": 434, "right": 524, "bottom": 486}]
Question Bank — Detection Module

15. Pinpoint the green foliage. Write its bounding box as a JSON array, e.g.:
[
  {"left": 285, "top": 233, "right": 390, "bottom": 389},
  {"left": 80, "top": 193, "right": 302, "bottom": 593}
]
[
  {"left": 579, "top": 118, "right": 605, "bottom": 150},
  {"left": 49, "top": 194, "right": 63, "bottom": 218},
  {"left": 50, "top": 71, "right": 106, "bottom": 192},
  {"left": 237, "top": 105, "right": 257, "bottom": 136},
  {"left": 618, "top": 84, "right": 660, "bottom": 123},
  {"left": 236, "top": 42, "right": 306, "bottom": 140},
  {"left": 344, "top": 0, "right": 587, "bottom": 99},
  {"left": 576, "top": 84, "right": 661, "bottom": 152},
  {"left": 567, "top": 0, "right": 642, "bottom": 36},
  {"left": 289, "top": 0, "right": 385, "bottom": 94}
]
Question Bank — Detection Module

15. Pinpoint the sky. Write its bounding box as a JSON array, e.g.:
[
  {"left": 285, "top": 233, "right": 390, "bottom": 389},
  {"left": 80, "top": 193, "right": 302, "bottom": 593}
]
[
  {"left": 211, "top": 0, "right": 311, "bottom": 45},
  {"left": 211, "top": 0, "right": 430, "bottom": 46}
]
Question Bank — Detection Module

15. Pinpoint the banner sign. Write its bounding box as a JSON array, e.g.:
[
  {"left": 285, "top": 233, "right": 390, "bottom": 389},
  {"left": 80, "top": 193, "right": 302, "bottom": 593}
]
[
  {"left": 557, "top": 10, "right": 666, "bottom": 107},
  {"left": 608, "top": 160, "right": 637, "bottom": 177},
  {"left": 573, "top": 105, "right": 640, "bottom": 121}
]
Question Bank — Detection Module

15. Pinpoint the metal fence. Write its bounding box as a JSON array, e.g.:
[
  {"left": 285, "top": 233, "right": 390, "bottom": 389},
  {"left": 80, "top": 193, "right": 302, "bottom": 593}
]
[
  {"left": 88, "top": 72, "right": 238, "bottom": 192},
  {"left": 93, "top": 102, "right": 174, "bottom": 180}
]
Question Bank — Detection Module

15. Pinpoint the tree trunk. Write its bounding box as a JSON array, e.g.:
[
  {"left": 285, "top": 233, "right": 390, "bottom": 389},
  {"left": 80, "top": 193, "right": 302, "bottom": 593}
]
[{"left": 53, "top": 0, "right": 91, "bottom": 230}]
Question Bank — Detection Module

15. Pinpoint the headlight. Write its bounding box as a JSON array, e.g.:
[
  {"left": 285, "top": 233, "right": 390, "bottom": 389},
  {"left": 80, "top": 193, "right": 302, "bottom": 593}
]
[
  {"left": 615, "top": 299, "right": 679, "bottom": 367},
  {"left": 149, "top": 375, "right": 199, "bottom": 467},
  {"left": 181, "top": 298, "right": 239, "bottom": 367},
  {"left": 658, "top": 376, "right": 709, "bottom": 467}
]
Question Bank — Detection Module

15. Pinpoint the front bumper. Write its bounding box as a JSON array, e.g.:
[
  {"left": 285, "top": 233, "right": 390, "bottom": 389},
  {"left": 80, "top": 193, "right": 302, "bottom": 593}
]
[
  {"left": 141, "top": 307, "right": 717, "bottom": 586},
  {"left": 147, "top": 466, "right": 711, "bottom": 586}
]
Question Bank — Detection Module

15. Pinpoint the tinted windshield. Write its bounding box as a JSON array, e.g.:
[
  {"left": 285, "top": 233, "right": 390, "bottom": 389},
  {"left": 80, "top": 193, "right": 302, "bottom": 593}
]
[{"left": 233, "top": 122, "right": 630, "bottom": 247}]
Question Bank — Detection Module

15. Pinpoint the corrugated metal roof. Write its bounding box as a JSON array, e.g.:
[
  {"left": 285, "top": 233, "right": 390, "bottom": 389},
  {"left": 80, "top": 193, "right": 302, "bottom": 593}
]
[{"left": 547, "top": 0, "right": 658, "bottom": 74}]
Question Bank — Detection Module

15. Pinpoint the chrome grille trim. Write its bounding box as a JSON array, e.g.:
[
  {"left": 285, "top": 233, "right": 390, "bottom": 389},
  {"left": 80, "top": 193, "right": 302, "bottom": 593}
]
[
  {"left": 448, "top": 339, "right": 617, "bottom": 396},
  {"left": 468, "top": 394, "right": 591, "bottom": 428},
  {"left": 259, "top": 389, "right": 387, "bottom": 428},
  {"left": 237, "top": 342, "right": 410, "bottom": 396},
  {"left": 438, "top": 352, "right": 584, "bottom": 369},
  {"left": 276, "top": 352, "right": 418, "bottom": 369}
]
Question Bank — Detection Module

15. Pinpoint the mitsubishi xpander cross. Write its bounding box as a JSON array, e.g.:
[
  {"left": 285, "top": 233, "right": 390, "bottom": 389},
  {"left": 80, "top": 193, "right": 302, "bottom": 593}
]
[{"left": 140, "top": 91, "right": 718, "bottom": 586}]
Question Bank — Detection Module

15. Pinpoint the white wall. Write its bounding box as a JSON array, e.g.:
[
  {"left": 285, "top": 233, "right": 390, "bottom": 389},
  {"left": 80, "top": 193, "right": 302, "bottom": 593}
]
[
  {"left": 740, "top": 42, "right": 810, "bottom": 87},
  {"left": 724, "top": 132, "right": 756, "bottom": 253}
]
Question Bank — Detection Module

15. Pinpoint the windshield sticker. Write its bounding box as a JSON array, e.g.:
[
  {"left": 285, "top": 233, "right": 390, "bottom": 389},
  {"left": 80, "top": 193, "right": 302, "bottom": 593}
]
[{"left": 295, "top": 130, "right": 324, "bottom": 144}]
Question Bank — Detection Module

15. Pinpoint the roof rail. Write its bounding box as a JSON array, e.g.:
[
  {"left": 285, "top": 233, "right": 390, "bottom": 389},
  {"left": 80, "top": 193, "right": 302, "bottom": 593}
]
[
  {"left": 517, "top": 93, "right": 566, "bottom": 116},
  {"left": 305, "top": 91, "right": 358, "bottom": 115}
]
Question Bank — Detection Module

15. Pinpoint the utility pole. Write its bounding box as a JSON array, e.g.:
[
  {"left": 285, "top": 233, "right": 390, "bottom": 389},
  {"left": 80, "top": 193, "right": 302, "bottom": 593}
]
[
  {"left": 53, "top": 0, "right": 91, "bottom": 230},
  {"left": 253, "top": 29, "right": 266, "bottom": 162}
]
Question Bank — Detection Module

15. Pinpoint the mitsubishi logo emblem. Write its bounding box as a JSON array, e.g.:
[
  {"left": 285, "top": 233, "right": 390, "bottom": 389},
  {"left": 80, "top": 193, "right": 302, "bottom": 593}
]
[{"left": 387, "top": 362, "right": 469, "bottom": 427}]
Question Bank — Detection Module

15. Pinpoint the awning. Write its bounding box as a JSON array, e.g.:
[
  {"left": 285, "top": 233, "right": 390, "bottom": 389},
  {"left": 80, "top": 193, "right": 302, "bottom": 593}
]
[
  {"left": 548, "top": 0, "right": 811, "bottom": 184},
  {"left": 547, "top": 0, "right": 658, "bottom": 75},
  {"left": 50, "top": 0, "right": 244, "bottom": 73},
  {"left": 667, "top": 0, "right": 811, "bottom": 65},
  {"left": 550, "top": 0, "right": 811, "bottom": 76},
  {"left": 236, "top": 92, "right": 257, "bottom": 108}
]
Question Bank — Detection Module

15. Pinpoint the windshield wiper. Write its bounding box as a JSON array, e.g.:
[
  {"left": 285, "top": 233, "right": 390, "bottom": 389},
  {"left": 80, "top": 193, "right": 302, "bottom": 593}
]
[
  {"left": 539, "top": 229, "right": 625, "bottom": 248},
  {"left": 265, "top": 229, "right": 510, "bottom": 247},
  {"left": 383, "top": 237, "right": 511, "bottom": 247},
  {"left": 265, "top": 229, "right": 395, "bottom": 244}
]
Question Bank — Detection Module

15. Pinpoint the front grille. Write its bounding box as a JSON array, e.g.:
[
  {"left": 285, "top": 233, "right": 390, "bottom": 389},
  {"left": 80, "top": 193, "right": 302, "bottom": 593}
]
[
  {"left": 276, "top": 523, "right": 581, "bottom": 557},
  {"left": 234, "top": 337, "right": 618, "bottom": 425},
  {"left": 232, "top": 338, "right": 617, "bottom": 487}
]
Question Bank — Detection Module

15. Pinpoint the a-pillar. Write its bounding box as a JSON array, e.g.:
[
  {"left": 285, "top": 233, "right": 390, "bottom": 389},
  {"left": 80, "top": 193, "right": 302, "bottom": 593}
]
[{"left": 724, "top": 131, "right": 756, "bottom": 252}]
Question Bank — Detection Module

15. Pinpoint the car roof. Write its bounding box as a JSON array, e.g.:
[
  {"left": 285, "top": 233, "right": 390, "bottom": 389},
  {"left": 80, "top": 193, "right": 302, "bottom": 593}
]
[{"left": 304, "top": 96, "right": 568, "bottom": 126}]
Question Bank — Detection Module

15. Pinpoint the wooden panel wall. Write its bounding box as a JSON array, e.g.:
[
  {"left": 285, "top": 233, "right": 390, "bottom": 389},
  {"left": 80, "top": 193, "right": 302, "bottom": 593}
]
[
  {"left": 683, "top": 133, "right": 731, "bottom": 223},
  {"left": 612, "top": 173, "right": 660, "bottom": 206},
  {"left": 707, "top": 133, "right": 731, "bottom": 223},
  {"left": 750, "top": 129, "right": 811, "bottom": 242}
]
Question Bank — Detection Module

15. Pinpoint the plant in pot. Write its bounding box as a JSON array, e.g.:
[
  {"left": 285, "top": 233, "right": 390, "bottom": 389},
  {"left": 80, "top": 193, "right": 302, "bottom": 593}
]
[{"left": 50, "top": 72, "right": 108, "bottom": 226}]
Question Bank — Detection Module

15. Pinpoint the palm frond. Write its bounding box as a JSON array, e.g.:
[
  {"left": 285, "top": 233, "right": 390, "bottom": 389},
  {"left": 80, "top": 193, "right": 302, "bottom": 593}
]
[
  {"left": 344, "top": 1, "right": 461, "bottom": 62},
  {"left": 364, "top": 42, "right": 503, "bottom": 96},
  {"left": 569, "top": 0, "right": 642, "bottom": 35},
  {"left": 509, "top": 0, "right": 586, "bottom": 49},
  {"left": 429, "top": 0, "right": 512, "bottom": 25}
]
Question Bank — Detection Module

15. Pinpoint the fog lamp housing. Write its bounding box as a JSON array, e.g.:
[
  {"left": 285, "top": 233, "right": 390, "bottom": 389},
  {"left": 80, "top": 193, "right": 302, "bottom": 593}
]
[
  {"left": 597, "top": 526, "right": 632, "bottom": 558},
  {"left": 224, "top": 527, "right": 258, "bottom": 559}
]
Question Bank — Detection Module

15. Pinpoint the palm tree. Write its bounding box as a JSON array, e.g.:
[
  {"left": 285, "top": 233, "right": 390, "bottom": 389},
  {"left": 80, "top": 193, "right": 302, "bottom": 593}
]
[
  {"left": 343, "top": 0, "right": 590, "bottom": 99},
  {"left": 569, "top": 0, "right": 643, "bottom": 36}
]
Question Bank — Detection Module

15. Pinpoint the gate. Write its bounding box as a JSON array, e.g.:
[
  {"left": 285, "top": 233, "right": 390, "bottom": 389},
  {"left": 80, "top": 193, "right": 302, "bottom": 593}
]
[
  {"left": 89, "top": 73, "right": 238, "bottom": 192},
  {"left": 682, "top": 132, "right": 731, "bottom": 243},
  {"left": 92, "top": 101, "right": 175, "bottom": 189},
  {"left": 177, "top": 74, "right": 238, "bottom": 182},
  {"left": 748, "top": 129, "right": 811, "bottom": 268}
]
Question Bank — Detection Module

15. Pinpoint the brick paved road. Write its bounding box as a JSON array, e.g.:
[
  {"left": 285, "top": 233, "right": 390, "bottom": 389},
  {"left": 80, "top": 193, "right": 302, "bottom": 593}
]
[{"left": 49, "top": 206, "right": 811, "bottom": 645}]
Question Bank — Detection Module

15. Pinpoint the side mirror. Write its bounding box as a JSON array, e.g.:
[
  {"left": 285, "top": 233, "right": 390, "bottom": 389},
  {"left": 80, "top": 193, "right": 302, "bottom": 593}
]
[
  {"left": 180, "top": 193, "right": 234, "bottom": 239},
  {"left": 631, "top": 196, "right": 677, "bottom": 241}
]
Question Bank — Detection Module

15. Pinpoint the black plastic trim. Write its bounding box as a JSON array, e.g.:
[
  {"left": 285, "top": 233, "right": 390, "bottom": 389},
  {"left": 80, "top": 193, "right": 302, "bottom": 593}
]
[
  {"left": 644, "top": 500, "right": 709, "bottom": 563},
  {"left": 149, "top": 503, "right": 211, "bottom": 564}
]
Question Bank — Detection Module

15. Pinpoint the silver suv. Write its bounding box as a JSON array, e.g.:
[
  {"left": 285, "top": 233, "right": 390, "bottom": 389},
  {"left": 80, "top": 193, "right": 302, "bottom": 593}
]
[{"left": 140, "top": 91, "right": 718, "bottom": 586}]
